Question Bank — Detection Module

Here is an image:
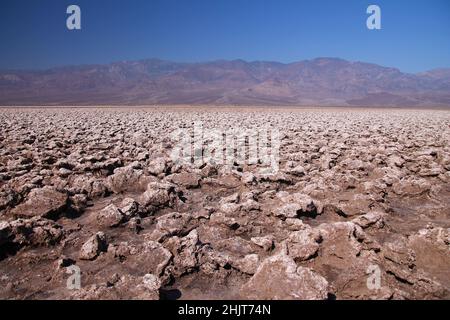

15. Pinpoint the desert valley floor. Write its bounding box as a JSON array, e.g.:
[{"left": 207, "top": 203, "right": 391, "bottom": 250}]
[{"left": 0, "top": 106, "right": 449, "bottom": 300}]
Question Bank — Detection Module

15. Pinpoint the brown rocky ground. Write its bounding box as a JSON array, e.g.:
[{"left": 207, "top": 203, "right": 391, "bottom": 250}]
[{"left": 0, "top": 106, "right": 449, "bottom": 300}]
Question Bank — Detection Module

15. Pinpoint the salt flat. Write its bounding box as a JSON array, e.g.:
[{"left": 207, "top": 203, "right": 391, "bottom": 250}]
[{"left": 0, "top": 106, "right": 449, "bottom": 299}]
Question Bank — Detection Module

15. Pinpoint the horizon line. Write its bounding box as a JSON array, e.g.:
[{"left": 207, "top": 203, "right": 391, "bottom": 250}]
[{"left": 2, "top": 57, "right": 449, "bottom": 75}]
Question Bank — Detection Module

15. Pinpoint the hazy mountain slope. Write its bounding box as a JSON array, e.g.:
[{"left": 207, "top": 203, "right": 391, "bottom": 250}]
[{"left": 0, "top": 58, "right": 449, "bottom": 106}]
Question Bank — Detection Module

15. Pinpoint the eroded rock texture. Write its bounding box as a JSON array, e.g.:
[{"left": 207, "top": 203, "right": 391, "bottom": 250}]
[{"left": 0, "top": 107, "right": 449, "bottom": 300}]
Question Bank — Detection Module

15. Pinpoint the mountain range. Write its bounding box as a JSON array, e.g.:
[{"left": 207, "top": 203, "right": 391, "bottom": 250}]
[{"left": 1, "top": 58, "right": 450, "bottom": 107}]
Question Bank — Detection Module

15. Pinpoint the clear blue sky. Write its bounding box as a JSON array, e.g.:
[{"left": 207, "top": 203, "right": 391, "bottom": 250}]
[{"left": 1, "top": 0, "right": 449, "bottom": 73}]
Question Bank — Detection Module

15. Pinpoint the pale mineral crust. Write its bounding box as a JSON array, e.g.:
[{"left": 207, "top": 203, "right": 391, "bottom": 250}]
[{"left": 0, "top": 106, "right": 449, "bottom": 300}]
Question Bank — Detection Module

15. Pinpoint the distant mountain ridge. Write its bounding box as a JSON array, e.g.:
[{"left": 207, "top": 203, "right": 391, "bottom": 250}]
[{"left": 1, "top": 58, "right": 449, "bottom": 107}]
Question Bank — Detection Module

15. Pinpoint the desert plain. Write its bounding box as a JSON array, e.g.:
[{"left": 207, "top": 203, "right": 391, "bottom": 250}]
[{"left": 0, "top": 106, "right": 449, "bottom": 300}]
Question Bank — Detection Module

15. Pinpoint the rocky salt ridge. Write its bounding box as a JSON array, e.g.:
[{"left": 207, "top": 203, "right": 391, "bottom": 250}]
[{"left": 0, "top": 107, "right": 449, "bottom": 300}]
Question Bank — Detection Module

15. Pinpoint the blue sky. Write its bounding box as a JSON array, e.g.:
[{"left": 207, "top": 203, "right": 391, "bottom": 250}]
[{"left": 0, "top": 0, "right": 449, "bottom": 73}]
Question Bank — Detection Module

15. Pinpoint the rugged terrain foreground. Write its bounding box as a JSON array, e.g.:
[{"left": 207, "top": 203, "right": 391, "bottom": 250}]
[{"left": 0, "top": 106, "right": 449, "bottom": 300}]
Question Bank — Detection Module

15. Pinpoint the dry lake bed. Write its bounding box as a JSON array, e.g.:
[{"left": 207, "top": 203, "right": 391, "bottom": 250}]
[{"left": 0, "top": 106, "right": 449, "bottom": 300}]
